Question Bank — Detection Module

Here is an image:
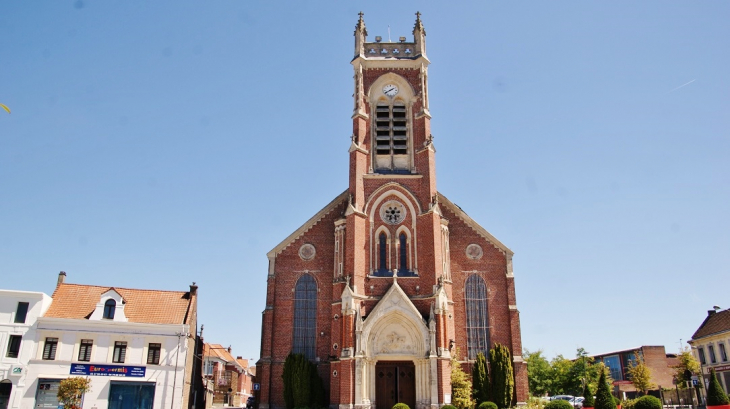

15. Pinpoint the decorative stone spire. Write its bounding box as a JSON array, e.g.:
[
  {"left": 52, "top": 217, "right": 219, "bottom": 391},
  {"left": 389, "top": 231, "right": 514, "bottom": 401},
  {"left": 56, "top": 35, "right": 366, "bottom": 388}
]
[
  {"left": 354, "top": 11, "right": 368, "bottom": 57},
  {"left": 412, "top": 11, "right": 426, "bottom": 57}
]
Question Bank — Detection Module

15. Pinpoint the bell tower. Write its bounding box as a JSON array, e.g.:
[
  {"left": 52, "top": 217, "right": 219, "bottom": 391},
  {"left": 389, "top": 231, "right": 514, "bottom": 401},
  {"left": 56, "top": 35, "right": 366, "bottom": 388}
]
[{"left": 349, "top": 11, "right": 435, "bottom": 209}]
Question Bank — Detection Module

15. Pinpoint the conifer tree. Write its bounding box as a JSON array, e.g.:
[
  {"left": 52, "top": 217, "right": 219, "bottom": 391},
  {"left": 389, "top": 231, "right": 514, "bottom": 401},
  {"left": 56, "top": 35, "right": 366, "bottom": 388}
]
[
  {"left": 489, "top": 343, "right": 514, "bottom": 409},
  {"left": 473, "top": 352, "right": 490, "bottom": 405},
  {"left": 707, "top": 368, "right": 730, "bottom": 406},
  {"left": 582, "top": 382, "right": 595, "bottom": 408},
  {"left": 594, "top": 367, "right": 616, "bottom": 409}
]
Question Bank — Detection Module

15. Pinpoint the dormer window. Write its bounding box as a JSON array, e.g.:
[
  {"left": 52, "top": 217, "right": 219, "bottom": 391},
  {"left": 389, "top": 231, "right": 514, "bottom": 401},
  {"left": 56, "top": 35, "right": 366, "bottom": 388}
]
[
  {"left": 103, "top": 299, "right": 116, "bottom": 319},
  {"left": 374, "top": 102, "right": 409, "bottom": 173}
]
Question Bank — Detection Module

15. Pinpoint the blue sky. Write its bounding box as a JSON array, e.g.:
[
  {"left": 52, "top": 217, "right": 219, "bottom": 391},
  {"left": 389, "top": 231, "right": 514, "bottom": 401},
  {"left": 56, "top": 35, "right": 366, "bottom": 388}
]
[{"left": 2, "top": 1, "right": 728, "bottom": 363}]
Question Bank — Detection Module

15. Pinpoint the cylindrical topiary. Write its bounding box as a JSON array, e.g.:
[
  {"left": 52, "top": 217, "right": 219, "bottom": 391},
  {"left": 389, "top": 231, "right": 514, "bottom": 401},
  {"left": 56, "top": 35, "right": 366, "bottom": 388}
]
[
  {"left": 442, "top": 405, "right": 458, "bottom": 409},
  {"left": 632, "top": 395, "right": 661, "bottom": 409},
  {"left": 594, "top": 369, "right": 617, "bottom": 409},
  {"left": 392, "top": 403, "right": 411, "bottom": 409},
  {"left": 707, "top": 368, "right": 730, "bottom": 407},
  {"left": 478, "top": 402, "right": 498, "bottom": 409},
  {"left": 545, "top": 400, "right": 573, "bottom": 409}
]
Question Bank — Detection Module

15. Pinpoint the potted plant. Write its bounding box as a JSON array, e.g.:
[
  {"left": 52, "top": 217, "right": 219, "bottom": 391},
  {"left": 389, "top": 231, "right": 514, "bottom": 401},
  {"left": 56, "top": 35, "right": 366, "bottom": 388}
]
[{"left": 706, "top": 368, "right": 730, "bottom": 409}]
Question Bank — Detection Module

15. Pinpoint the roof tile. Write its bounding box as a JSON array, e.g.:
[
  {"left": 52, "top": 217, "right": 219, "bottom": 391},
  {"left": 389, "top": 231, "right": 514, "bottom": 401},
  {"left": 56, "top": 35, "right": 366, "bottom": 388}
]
[{"left": 45, "top": 283, "right": 194, "bottom": 325}]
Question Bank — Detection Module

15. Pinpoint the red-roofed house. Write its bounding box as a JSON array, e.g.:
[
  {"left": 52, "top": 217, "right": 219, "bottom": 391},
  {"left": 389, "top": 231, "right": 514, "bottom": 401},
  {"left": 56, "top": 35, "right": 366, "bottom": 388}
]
[
  {"left": 202, "top": 344, "right": 253, "bottom": 408},
  {"left": 21, "top": 272, "right": 203, "bottom": 409}
]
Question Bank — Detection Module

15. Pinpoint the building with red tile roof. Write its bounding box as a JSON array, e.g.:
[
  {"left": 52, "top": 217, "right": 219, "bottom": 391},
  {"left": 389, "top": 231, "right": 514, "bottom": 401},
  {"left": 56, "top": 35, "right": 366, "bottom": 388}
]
[
  {"left": 21, "top": 272, "right": 203, "bottom": 409},
  {"left": 203, "top": 343, "right": 254, "bottom": 408}
]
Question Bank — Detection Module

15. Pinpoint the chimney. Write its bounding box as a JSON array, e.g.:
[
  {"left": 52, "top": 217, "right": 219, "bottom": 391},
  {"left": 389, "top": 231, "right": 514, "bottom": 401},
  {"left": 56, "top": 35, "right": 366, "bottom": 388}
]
[
  {"left": 709, "top": 310, "right": 717, "bottom": 316},
  {"left": 190, "top": 282, "right": 198, "bottom": 296},
  {"left": 227, "top": 346, "right": 232, "bottom": 353},
  {"left": 237, "top": 356, "right": 243, "bottom": 360},
  {"left": 58, "top": 271, "right": 66, "bottom": 285}
]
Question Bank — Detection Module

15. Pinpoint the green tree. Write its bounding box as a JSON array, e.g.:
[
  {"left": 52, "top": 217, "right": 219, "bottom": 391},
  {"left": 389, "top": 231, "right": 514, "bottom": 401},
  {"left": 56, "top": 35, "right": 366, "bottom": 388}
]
[
  {"left": 489, "top": 343, "right": 514, "bottom": 409},
  {"left": 450, "top": 348, "right": 475, "bottom": 409},
  {"left": 550, "top": 355, "right": 574, "bottom": 395},
  {"left": 282, "top": 353, "right": 325, "bottom": 409},
  {"left": 525, "top": 349, "right": 552, "bottom": 397},
  {"left": 473, "top": 352, "right": 490, "bottom": 404},
  {"left": 673, "top": 347, "right": 700, "bottom": 389},
  {"left": 706, "top": 368, "right": 730, "bottom": 406},
  {"left": 57, "top": 377, "right": 91, "bottom": 409},
  {"left": 594, "top": 369, "right": 616, "bottom": 409},
  {"left": 626, "top": 351, "right": 654, "bottom": 395},
  {"left": 582, "top": 382, "right": 595, "bottom": 408}
]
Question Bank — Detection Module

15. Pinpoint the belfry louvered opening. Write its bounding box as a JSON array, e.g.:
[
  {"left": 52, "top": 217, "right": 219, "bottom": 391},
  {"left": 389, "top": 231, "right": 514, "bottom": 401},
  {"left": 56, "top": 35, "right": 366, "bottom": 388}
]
[{"left": 374, "top": 102, "right": 408, "bottom": 172}]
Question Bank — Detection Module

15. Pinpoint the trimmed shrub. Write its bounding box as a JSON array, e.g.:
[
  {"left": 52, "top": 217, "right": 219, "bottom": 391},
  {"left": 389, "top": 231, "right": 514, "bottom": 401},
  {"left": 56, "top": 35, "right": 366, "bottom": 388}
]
[
  {"left": 473, "top": 353, "right": 490, "bottom": 405},
  {"left": 707, "top": 368, "right": 730, "bottom": 406},
  {"left": 489, "top": 343, "right": 514, "bottom": 409},
  {"left": 545, "top": 400, "right": 573, "bottom": 409},
  {"left": 442, "top": 406, "right": 458, "bottom": 409},
  {"left": 594, "top": 369, "right": 617, "bottom": 409},
  {"left": 632, "top": 396, "right": 661, "bottom": 409},
  {"left": 582, "top": 383, "right": 595, "bottom": 407},
  {"left": 393, "top": 403, "right": 411, "bottom": 409},
  {"left": 282, "top": 353, "right": 326, "bottom": 409},
  {"left": 478, "top": 402, "right": 498, "bottom": 409},
  {"left": 613, "top": 397, "right": 621, "bottom": 407}
]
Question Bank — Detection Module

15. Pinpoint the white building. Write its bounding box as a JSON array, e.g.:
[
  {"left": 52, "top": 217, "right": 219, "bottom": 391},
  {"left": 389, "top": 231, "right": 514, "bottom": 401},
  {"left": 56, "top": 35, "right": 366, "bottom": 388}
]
[
  {"left": 20, "top": 273, "right": 200, "bottom": 409},
  {"left": 0, "top": 289, "right": 52, "bottom": 409}
]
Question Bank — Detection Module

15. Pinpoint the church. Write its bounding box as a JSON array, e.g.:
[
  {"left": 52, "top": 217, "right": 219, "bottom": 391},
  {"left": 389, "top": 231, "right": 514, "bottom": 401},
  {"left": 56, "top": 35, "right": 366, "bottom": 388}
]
[{"left": 256, "top": 13, "right": 528, "bottom": 409}]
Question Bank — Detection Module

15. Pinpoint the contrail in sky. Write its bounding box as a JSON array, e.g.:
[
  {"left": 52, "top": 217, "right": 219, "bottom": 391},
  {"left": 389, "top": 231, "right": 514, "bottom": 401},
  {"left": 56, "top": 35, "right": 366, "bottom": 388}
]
[{"left": 667, "top": 79, "right": 696, "bottom": 94}]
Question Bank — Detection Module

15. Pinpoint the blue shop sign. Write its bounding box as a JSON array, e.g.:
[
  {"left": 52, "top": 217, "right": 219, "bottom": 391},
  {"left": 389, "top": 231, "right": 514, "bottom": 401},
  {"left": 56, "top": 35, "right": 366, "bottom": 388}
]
[{"left": 70, "top": 364, "right": 146, "bottom": 377}]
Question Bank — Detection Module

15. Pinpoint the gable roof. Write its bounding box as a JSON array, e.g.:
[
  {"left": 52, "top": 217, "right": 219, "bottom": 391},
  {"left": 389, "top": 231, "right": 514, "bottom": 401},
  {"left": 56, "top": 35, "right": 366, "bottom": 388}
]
[
  {"left": 692, "top": 308, "right": 730, "bottom": 340},
  {"left": 437, "top": 192, "right": 513, "bottom": 256},
  {"left": 45, "top": 282, "right": 195, "bottom": 325},
  {"left": 204, "top": 343, "right": 235, "bottom": 362}
]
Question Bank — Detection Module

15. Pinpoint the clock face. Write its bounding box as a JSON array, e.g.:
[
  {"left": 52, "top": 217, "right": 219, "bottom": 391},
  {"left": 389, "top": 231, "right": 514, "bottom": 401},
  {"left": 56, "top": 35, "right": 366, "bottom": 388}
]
[{"left": 382, "top": 84, "right": 399, "bottom": 97}]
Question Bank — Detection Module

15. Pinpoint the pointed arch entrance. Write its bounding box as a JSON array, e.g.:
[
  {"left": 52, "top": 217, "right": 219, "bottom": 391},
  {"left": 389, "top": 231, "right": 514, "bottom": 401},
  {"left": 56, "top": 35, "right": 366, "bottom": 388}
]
[{"left": 354, "top": 280, "right": 437, "bottom": 409}]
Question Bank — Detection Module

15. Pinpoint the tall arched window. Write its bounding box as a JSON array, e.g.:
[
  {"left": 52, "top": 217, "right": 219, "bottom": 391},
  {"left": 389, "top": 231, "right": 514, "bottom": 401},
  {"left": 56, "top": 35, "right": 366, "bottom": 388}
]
[
  {"left": 103, "top": 299, "right": 116, "bottom": 319},
  {"left": 293, "top": 274, "right": 317, "bottom": 360},
  {"left": 399, "top": 233, "right": 408, "bottom": 272},
  {"left": 465, "top": 275, "right": 489, "bottom": 360},
  {"left": 379, "top": 232, "right": 388, "bottom": 272}
]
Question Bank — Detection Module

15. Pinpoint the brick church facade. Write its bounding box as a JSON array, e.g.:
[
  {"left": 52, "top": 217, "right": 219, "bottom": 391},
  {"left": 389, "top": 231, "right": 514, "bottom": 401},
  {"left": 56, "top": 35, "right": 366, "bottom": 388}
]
[{"left": 256, "top": 13, "right": 528, "bottom": 409}]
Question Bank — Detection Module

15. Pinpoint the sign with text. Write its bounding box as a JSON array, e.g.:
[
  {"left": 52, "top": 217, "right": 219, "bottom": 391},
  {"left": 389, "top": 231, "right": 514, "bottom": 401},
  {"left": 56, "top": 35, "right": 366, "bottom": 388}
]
[{"left": 70, "top": 364, "right": 146, "bottom": 377}]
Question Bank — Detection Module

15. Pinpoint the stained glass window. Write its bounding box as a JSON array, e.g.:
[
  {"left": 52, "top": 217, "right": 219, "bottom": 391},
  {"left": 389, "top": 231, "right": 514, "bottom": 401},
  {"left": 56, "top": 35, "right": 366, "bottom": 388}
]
[
  {"left": 465, "top": 275, "right": 489, "bottom": 360},
  {"left": 293, "top": 274, "right": 317, "bottom": 360}
]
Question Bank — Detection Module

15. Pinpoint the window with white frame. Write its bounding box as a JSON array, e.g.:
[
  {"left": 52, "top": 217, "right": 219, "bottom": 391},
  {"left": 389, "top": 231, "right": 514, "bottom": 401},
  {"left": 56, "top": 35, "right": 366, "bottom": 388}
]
[
  {"left": 698, "top": 347, "right": 707, "bottom": 365},
  {"left": 719, "top": 343, "right": 728, "bottom": 362},
  {"left": 42, "top": 337, "right": 58, "bottom": 360},
  {"left": 78, "top": 339, "right": 93, "bottom": 362},
  {"left": 113, "top": 341, "right": 127, "bottom": 363},
  {"left": 709, "top": 345, "right": 717, "bottom": 363}
]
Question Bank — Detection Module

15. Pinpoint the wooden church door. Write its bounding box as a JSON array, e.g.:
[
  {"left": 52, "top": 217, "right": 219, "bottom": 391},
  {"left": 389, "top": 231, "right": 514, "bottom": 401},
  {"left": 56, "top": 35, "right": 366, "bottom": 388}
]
[{"left": 375, "top": 361, "right": 415, "bottom": 409}]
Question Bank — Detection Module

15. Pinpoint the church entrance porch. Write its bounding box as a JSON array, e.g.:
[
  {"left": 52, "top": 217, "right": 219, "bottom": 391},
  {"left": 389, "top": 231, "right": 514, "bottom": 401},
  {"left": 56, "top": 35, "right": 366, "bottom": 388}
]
[{"left": 375, "top": 361, "right": 415, "bottom": 409}]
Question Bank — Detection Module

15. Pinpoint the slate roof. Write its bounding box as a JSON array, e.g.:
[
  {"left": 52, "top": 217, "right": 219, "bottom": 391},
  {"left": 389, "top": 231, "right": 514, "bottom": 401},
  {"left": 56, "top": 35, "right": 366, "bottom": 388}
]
[
  {"left": 45, "top": 282, "right": 195, "bottom": 325},
  {"left": 692, "top": 308, "right": 730, "bottom": 340}
]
